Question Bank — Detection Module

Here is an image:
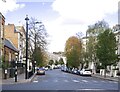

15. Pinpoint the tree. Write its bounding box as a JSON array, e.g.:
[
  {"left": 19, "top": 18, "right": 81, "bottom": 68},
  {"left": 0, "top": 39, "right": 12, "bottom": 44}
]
[
  {"left": 28, "top": 17, "right": 48, "bottom": 67},
  {"left": 87, "top": 20, "right": 109, "bottom": 36},
  {"left": 96, "top": 29, "right": 117, "bottom": 77},
  {"left": 59, "top": 58, "right": 64, "bottom": 65},
  {"left": 76, "top": 32, "right": 88, "bottom": 69},
  {"left": 79, "top": 50, "right": 89, "bottom": 69},
  {"left": 33, "top": 47, "right": 43, "bottom": 67},
  {"left": 49, "top": 60, "right": 54, "bottom": 66},
  {"left": 54, "top": 60, "right": 59, "bottom": 65},
  {"left": 65, "top": 36, "right": 82, "bottom": 68},
  {"left": 86, "top": 20, "right": 109, "bottom": 72}
]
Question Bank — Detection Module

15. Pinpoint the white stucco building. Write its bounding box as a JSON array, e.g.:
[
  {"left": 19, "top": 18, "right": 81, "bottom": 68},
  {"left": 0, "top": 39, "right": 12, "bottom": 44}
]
[{"left": 113, "top": 24, "right": 120, "bottom": 72}]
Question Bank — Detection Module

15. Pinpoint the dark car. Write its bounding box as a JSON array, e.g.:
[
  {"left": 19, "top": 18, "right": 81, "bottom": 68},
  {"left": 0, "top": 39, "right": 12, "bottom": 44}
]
[
  {"left": 72, "top": 68, "right": 80, "bottom": 75},
  {"left": 36, "top": 68, "right": 45, "bottom": 75}
]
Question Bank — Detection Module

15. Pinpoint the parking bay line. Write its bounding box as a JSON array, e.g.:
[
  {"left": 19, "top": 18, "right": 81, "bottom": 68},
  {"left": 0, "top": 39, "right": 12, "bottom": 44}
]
[
  {"left": 72, "top": 80, "right": 79, "bottom": 83},
  {"left": 81, "top": 80, "right": 88, "bottom": 83}
]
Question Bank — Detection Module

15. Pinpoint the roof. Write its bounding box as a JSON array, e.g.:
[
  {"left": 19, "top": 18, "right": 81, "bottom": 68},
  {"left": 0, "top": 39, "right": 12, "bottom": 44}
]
[
  {"left": 4, "top": 39, "right": 18, "bottom": 52},
  {"left": 15, "top": 26, "right": 26, "bottom": 35},
  {"left": 0, "top": 12, "right": 5, "bottom": 19}
]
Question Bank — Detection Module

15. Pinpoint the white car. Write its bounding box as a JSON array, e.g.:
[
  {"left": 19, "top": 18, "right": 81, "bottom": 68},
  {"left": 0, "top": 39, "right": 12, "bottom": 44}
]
[
  {"left": 80, "top": 69, "right": 92, "bottom": 76},
  {"left": 45, "top": 67, "right": 48, "bottom": 71}
]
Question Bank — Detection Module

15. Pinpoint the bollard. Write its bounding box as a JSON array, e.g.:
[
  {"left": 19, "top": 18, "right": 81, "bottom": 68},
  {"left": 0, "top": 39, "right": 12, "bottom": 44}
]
[
  {"left": 4, "top": 69, "right": 7, "bottom": 79},
  {"left": 15, "top": 68, "right": 17, "bottom": 82}
]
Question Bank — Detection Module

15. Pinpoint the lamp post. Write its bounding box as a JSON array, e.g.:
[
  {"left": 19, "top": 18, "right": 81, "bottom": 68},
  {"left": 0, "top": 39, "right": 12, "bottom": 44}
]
[
  {"left": 25, "top": 15, "right": 29, "bottom": 79},
  {"left": 15, "top": 52, "right": 18, "bottom": 82},
  {"left": 25, "top": 17, "right": 43, "bottom": 78}
]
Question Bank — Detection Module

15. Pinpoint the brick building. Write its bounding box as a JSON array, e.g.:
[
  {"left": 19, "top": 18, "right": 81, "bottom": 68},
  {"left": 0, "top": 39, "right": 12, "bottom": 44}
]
[
  {"left": 4, "top": 39, "right": 18, "bottom": 68},
  {"left": 0, "top": 12, "right": 5, "bottom": 67},
  {"left": 4, "top": 24, "right": 26, "bottom": 63}
]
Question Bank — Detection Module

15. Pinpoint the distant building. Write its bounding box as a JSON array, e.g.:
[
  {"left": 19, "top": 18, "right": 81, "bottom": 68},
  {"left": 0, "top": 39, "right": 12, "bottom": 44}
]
[
  {"left": 0, "top": 12, "right": 5, "bottom": 67},
  {"left": 47, "top": 51, "right": 66, "bottom": 64},
  {"left": 47, "top": 52, "right": 60, "bottom": 62}
]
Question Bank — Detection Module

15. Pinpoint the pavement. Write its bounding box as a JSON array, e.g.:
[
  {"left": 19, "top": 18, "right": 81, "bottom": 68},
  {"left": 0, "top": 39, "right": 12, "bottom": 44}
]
[
  {"left": 92, "top": 73, "right": 119, "bottom": 82},
  {"left": 1, "top": 72, "right": 36, "bottom": 85}
]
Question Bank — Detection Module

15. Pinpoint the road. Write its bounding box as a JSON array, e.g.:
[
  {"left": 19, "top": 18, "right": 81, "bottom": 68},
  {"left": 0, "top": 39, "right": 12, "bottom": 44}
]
[{"left": 2, "top": 69, "right": 119, "bottom": 91}]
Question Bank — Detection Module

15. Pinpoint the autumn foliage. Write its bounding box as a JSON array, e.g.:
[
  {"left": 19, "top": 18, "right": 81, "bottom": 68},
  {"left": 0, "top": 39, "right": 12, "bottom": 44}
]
[{"left": 65, "top": 36, "right": 82, "bottom": 68}]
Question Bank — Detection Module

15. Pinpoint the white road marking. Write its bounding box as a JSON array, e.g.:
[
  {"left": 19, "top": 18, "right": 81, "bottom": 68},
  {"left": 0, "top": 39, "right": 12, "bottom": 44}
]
[
  {"left": 72, "top": 80, "right": 79, "bottom": 83},
  {"left": 113, "top": 81, "right": 118, "bottom": 84},
  {"left": 78, "top": 89, "right": 106, "bottom": 90},
  {"left": 93, "top": 80, "right": 97, "bottom": 83},
  {"left": 33, "top": 81, "right": 38, "bottom": 83},
  {"left": 64, "top": 80, "right": 69, "bottom": 82},
  {"left": 108, "top": 81, "right": 117, "bottom": 84},
  {"left": 82, "top": 80, "right": 88, "bottom": 83}
]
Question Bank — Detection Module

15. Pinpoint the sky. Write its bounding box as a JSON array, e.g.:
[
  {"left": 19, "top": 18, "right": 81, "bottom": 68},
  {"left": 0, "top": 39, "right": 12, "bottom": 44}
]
[{"left": 0, "top": 0, "right": 119, "bottom": 53}]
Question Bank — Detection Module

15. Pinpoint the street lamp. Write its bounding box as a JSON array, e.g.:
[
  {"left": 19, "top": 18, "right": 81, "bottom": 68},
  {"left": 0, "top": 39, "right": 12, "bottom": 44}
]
[
  {"left": 15, "top": 52, "right": 18, "bottom": 82},
  {"left": 25, "top": 16, "right": 43, "bottom": 79},
  {"left": 35, "top": 21, "right": 42, "bottom": 24},
  {"left": 25, "top": 15, "right": 29, "bottom": 79}
]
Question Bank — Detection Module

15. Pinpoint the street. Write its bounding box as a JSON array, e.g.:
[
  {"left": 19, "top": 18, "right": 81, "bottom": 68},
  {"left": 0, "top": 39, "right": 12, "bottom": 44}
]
[{"left": 2, "top": 69, "right": 119, "bottom": 91}]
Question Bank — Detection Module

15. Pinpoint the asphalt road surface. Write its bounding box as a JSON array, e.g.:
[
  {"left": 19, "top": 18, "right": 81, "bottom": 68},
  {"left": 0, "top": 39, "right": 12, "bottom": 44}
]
[{"left": 2, "top": 69, "right": 119, "bottom": 91}]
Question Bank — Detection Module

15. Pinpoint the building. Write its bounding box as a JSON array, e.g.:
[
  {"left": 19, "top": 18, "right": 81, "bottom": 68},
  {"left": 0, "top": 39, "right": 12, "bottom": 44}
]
[
  {"left": 81, "top": 35, "right": 97, "bottom": 74},
  {"left": 0, "top": 12, "right": 5, "bottom": 67},
  {"left": 4, "top": 24, "right": 26, "bottom": 63},
  {"left": 4, "top": 39, "right": 18, "bottom": 68},
  {"left": 47, "top": 52, "right": 60, "bottom": 62},
  {"left": 47, "top": 52, "right": 66, "bottom": 64},
  {"left": 113, "top": 24, "right": 120, "bottom": 72},
  {"left": 15, "top": 26, "right": 26, "bottom": 63}
]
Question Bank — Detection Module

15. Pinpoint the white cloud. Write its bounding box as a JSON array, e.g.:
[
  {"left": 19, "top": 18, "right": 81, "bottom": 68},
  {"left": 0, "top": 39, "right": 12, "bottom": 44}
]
[
  {"left": 46, "top": 0, "right": 119, "bottom": 52},
  {"left": 52, "top": 0, "right": 119, "bottom": 24},
  {"left": 45, "top": 18, "right": 88, "bottom": 52},
  {"left": 0, "top": 0, "right": 25, "bottom": 14}
]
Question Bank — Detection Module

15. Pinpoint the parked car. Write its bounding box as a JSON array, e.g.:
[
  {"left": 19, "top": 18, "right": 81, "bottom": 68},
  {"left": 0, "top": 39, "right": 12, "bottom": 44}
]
[
  {"left": 44, "top": 67, "right": 48, "bottom": 71},
  {"left": 72, "top": 68, "right": 79, "bottom": 75},
  {"left": 61, "top": 66, "right": 64, "bottom": 71},
  {"left": 117, "top": 71, "right": 120, "bottom": 76},
  {"left": 79, "top": 69, "right": 92, "bottom": 76},
  {"left": 67, "top": 67, "right": 72, "bottom": 73},
  {"left": 74, "top": 69, "right": 80, "bottom": 75},
  {"left": 36, "top": 68, "right": 45, "bottom": 75},
  {"left": 53, "top": 65, "right": 59, "bottom": 69},
  {"left": 61, "top": 65, "right": 68, "bottom": 72}
]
